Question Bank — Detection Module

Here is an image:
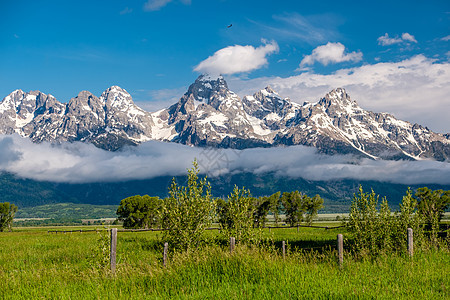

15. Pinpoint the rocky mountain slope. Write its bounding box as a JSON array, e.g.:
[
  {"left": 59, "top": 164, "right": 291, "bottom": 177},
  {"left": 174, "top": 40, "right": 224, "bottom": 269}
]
[
  {"left": 0, "top": 86, "right": 154, "bottom": 150},
  {"left": 1, "top": 75, "right": 449, "bottom": 160}
]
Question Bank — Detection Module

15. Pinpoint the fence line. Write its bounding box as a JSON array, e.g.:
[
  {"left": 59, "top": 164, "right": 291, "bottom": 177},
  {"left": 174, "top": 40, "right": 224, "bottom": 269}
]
[
  {"left": 47, "top": 224, "right": 346, "bottom": 234},
  {"left": 47, "top": 229, "right": 98, "bottom": 234}
]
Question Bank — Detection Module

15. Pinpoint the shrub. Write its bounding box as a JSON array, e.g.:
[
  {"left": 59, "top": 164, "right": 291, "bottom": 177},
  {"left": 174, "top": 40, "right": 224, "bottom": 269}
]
[
  {"left": 347, "top": 186, "right": 428, "bottom": 256},
  {"left": 346, "top": 186, "right": 387, "bottom": 255},
  {"left": 217, "top": 186, "right": 255, "bottom": 243},
  {"left": 160, "top": 160, "right": 215, "bottom": 251}
]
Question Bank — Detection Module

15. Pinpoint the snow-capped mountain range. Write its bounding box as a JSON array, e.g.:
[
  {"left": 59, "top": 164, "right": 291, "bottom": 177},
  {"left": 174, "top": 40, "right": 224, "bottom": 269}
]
[{"left": 1, "top": 74, "right": 449, "bottom": 161}]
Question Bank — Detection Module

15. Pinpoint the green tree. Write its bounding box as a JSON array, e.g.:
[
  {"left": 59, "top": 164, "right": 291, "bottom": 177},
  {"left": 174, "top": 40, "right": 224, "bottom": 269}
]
[
  {"left": 160, "top": 160, "right": 215, "bottom": 251},
  {"left": 281, "top": 191, "right": 323, "bottom": 226},
  {"left": 217, "top": 186, "right": 254, "bottom": 242},
  {"left": 415, "top": 187, "right": 450, "bottom": 245},
  {"left": 346, "top": 186, "right": 385, "bottom": 254},
  {"left": 0, "top": 202, "right": 18, "bottom": 232},
  {"left": 281, "top": 191, "right": 304, "bottom": 226},
  {"left": 303, "top": 194, "right": 324, "bottom": 225},
  {"left": 116, "top": 195, "right": 161, "bottom": 229},
  {"left": 252, "top": 191, "right": 281, "bottom": 228},
  {"left": 415, "top": 187, "right": 450, "bottom": 226},
  {"left": 394, "top": 188, "right": 423, "bottom": 251}
]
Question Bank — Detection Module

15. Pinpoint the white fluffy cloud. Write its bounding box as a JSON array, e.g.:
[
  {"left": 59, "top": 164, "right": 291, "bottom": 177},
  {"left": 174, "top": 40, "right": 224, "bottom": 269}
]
[
  {"left": 194, "top": 41, "right": 279, "bottom": 75},
  {"left": 144, "top": 0, "right": 191, "bottom": 11},
  {"left": 299, "top": 42, "right": 362, "bottom": 68},
  {"left": 0, "top": 135, "right": 449, "bottom": 185},
  {"left": 228, "top": 55, "right": 450, "bottom": 133},
  {"left": 401, "top": 33, "right": 417, "bottom": 43},
  {"left": 377, "top": 32, "right": 417, "bottom": 46}
]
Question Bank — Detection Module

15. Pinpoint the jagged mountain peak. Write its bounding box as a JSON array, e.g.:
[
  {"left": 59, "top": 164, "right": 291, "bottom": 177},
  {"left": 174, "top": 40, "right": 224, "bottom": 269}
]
[
  {"left": 178, "top": 74, "right": 237, "bottom": 112},
  {"left": 196, "top": 73, "right": 226, "bottom": 83},
  {"left": 100, "top": 86, "right": 134, "bottom": 109},
  {"left": 1, "top": 90, "right": 24, "bottom": 108},
  {"left": 320, "top": 88, "right": 353, "bottom": 104},
  {"left": 1, "top": 77, "right": 449, "bottom": 160},
  {"left": 262, "top": 85, "right": 278, "bottom": 95},
  {"left": 102, "top": 85, "right": 130, "bottom": 96},
  {"left": 75, "top": 90, "right": 96, "bottom": 99},
  {"left": 316, "top": 88, "right": 361, "bottom": 116},
  {"left": 187, "top": 74, "right": 229, "bottom": 96},
  {"left": 242, "top": 85, "right": 291, "bottom": 119}
]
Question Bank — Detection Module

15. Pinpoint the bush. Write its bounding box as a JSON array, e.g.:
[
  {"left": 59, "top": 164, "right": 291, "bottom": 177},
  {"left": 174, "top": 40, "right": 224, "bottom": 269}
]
[
  {"left": 346, "top": 186, "right": 427, "bottom": 256},
  {"left": 217, "top": 186, "right": 254, "bottom": 243},
  {"left": 160, "top": 160, "right": 215, "bottom": 251},
  {"left": 346, "top": 186, "right": 387, "bottom": 255}
]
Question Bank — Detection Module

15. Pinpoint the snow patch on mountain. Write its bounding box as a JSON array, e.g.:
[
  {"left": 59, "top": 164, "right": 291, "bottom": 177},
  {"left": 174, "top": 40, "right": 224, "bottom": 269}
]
[{"left": 1, "top": 75, "right": 449, "bottom": 160}]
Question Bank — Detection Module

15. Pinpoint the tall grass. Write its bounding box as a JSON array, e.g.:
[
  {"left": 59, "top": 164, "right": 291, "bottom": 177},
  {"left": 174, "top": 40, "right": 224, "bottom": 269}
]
[{"left": 0, "top": 227, "right": 448, "bottom": 299}]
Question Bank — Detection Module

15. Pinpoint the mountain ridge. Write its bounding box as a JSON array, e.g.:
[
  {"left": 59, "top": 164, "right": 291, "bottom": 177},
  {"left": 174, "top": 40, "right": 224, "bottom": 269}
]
[{"left": 1, "top": 74, "right": 449, "bottom": 160}]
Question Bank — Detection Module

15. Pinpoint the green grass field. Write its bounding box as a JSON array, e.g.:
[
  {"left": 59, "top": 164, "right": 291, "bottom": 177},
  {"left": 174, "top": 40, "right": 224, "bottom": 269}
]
[{"left": 0, "top": 224, "right": 449, "bottom": 299}]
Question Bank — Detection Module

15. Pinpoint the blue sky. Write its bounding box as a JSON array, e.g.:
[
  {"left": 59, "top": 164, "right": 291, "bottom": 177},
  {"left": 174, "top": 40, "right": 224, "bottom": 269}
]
[{"left": 1, "top": 0, "right": 449, "bottom": 132}]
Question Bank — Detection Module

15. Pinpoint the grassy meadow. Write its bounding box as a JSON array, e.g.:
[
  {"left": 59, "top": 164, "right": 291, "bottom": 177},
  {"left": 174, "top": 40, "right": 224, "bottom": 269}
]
[{"left": 1, "top": 224, "right": 449, "bottom": 299}]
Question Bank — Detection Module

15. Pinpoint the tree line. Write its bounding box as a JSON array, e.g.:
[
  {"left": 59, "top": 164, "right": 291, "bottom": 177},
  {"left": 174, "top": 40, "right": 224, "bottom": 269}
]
[
  {"left": 116, "top": 161, "right": 449, "bottom": 252},
  {"left": 116, "top": 161, "right": 324, "bottom": 250}
]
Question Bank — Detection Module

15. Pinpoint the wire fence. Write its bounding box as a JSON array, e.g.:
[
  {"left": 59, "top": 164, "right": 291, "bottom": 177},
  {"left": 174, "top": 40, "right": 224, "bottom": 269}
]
[{"left": 47, "top": 223, "right": 346, "bottom": 234}]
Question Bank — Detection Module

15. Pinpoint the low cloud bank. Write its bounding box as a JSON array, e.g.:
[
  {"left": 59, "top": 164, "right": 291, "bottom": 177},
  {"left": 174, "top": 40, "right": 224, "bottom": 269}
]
[{"left": 0, "top": 135, "right": 449, "bottom": 185}]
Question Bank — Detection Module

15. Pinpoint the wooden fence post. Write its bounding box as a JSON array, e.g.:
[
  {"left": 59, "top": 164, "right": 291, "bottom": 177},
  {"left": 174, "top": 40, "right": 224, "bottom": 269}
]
[
  {"left": 282, "top": 241, "right": 286, "bottom": 260},
  {"left": 163, "top": 242, "right": 168, "bottom": 267},
  {"left": 337, "top": 234, "right": 343, "bottom": 267},
  {"left": 407, "top": 228, "right": 413, "bottom": 257},
  {"left": 110, "top": 228, "right": 117, "bottom": 272},
  {"left": 230, "top": 237, "right": 235, "bottom": 253}
]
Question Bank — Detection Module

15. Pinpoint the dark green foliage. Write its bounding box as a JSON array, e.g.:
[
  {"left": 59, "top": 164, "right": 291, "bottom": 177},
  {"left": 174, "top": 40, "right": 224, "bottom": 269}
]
[
  {"left": 251, "top": 196, "right": 269, "bottom": 228},
  {"left": 0, "top": 202, "right": 18, "bottom": 232},
  {"left": 281, "top": 191, "right": 324, "bottom": 226},
  {"left": 281, "top": 191, "right": 304, "bottom": 226},
  {"left": 415, "top": 187, "right": 450, "bottom": 226},
  {"left": 16, "top": 203, "right": 117, "bottom": 219},
  {"left": 415, "top": 187, "right": 450, "bottom": 245},
  {"left": 303, "top": 194, "right": 324, "bottom": 224},
  {"left": 251, "top": 192, "right": 281, "bottom": 227},
  {"left": 2, "top": 170, "right": 449, "bottom": 214},
  {"left": 116, "top": 195, "right": 161, "bottom": 229},
  {"left": 160, "top": 160, "right": 215, "bottom": 251}
]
